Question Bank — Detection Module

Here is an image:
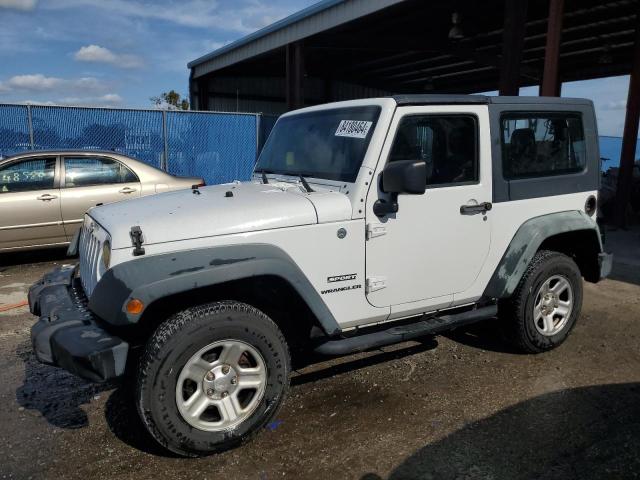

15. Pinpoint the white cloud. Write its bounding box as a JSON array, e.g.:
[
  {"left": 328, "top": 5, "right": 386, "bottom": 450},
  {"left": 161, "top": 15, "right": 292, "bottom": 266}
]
[
  {"left": 75, "top": 45, "right": 117, "bottom": 63},
  {"left": 18, "top": 93, "right": 124, "bottom": 107},
  {"left": 0, "top": 73, "right": 109, "bottom": 94},
  {"left": 74, "top": 44, "right": 143, "bottom": 69},
  {"left": 57, "top": 93, "right": 124, "bottom": 106},
  {"left": 0, "top": 0, "right": 37, "bottom": 10},
  {"left": 4, "top": 74, "right": 63, "bottom": 91},
  {"left": 602, "top": 99, "right": 627, "bottom": 111},
  {"left": 99, "top": 93, "right": 123, "bottom": 103},
  {"left": 204, "top": 40, "right": 230, "bottom": 52},
  {"left": 74, "top": 76, "right": 105, "bottom": 90},
  {"left": 44, "top": 0, "right": 306, "bottom": 33},
  {"left": 20, "top": 99, "right": 57, "bottom": 105}
]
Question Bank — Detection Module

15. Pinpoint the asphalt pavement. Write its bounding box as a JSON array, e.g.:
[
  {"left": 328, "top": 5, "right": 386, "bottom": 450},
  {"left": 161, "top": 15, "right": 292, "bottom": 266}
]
[{"left": 1, "top": 228, "right": 639, "bottom": 480}]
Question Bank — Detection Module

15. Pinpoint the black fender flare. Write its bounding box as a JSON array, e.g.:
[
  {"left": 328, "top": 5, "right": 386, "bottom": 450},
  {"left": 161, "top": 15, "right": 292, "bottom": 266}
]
[
  {"left": 483, "top": 211, "right": 604, "bottom": 299},
  {"left": 88, "top": 243, "right": 341, "bottom": 335}
]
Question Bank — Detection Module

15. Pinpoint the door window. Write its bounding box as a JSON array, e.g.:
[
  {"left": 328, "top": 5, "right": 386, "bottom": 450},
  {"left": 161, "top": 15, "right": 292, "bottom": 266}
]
[
  {"left": 64, "top": 156, "right": 138, "bottom": 187},
  {"left": 501, "top": 113, "right": 585, "bottom": 179},
  {"left": 0, "top": 157, "right": 56, "bottom": 193},
  {"left": 389, "top": 115, "right": 478, "bottom": 187}
]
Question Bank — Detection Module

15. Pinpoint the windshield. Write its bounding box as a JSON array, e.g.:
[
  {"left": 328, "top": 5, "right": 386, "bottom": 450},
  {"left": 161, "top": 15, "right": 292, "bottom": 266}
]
[{"left": 255, "top": 106, "right": 381, "bottom": 182}]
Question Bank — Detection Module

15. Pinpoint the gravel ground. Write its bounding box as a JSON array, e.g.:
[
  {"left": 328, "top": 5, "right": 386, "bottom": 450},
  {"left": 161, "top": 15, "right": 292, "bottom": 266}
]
[{"left": 1, "top": 228, "right": 639, "bottom": 480}]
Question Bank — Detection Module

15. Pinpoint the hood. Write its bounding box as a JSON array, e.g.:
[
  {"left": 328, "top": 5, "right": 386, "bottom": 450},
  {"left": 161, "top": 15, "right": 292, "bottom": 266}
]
[{"left": 89, "top": 181, "right": 352, "bottom": 249}]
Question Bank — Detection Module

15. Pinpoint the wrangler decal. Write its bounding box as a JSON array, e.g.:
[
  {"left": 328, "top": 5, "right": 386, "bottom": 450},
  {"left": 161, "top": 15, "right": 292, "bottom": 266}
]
[{"left": 321, "top": 284, "right": 362, "bottom": 294}]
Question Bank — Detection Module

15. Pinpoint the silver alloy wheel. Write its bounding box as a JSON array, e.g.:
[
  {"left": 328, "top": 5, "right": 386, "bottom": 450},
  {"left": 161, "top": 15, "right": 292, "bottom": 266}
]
[
  {"left": 175, "top": 340, "right": 267, "bottom": 432},
  {"left": 533, "top": 274, "right": 574, "bottom": 336}
]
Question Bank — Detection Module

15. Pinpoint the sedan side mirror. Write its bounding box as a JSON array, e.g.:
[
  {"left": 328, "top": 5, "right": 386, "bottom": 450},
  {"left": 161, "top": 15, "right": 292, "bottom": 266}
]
[{"left": 374, "top": 160, "right": 426, "bottom": 216}]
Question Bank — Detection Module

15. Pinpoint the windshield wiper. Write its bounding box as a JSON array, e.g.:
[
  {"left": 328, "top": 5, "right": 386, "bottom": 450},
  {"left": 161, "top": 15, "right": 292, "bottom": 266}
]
[
  {"left": 256, "top": 169, "right": 315, "bottom": 191},
  {"left": 298, "top": 174, "right": 314, "bottom": 193}
]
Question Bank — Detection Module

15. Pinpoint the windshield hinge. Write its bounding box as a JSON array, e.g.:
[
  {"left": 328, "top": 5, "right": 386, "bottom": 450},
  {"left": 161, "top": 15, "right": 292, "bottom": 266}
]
[
  {"left": 366, "top": 223, "right": 387, "bottom": 240},
  {"left": 366, "top": 276, "right": 387, "bottom": 293}
]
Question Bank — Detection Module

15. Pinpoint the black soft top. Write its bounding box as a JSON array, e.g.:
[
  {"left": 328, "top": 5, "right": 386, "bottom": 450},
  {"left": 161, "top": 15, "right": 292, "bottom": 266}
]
[{"left": 392, "top": 94, "right": 593, "bottom": 107}]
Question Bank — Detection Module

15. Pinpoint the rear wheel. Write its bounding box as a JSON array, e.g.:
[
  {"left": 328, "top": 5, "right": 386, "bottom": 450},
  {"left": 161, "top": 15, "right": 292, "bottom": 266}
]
[
  {"left": 136, "top": 301, "right": 290, "bottom": 457},
  {"left": 500, "top": 250, "right": 583, "bottom": 353}
]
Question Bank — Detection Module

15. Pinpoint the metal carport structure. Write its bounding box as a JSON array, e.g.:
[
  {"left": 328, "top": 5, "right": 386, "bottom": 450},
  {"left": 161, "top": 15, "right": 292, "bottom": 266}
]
[{"left": 188, "top": 0, "right": 640, "bottom": 226}]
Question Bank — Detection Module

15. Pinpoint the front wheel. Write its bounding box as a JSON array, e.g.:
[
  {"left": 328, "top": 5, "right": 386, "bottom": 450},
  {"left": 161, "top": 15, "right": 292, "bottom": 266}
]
[
  {"left": 500, "top": 250, "right": 583, "bottom": 353},
  {"left": 136, "top": 301, "right": 290, "bottom": 457}
]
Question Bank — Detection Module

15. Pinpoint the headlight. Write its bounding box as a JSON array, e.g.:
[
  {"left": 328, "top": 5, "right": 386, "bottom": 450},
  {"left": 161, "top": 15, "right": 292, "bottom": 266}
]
[{"left": 102, "top": 240, "right": 111, "bottom": 269}]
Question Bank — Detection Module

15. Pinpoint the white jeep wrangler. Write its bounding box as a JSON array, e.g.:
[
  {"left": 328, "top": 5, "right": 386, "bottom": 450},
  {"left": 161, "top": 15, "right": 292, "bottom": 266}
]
[{"left": 29, "top": 95, "right": 612, "bottom": 456}]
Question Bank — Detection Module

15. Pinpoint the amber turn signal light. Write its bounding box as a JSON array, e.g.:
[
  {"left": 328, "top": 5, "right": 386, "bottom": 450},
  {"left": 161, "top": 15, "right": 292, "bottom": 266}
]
[{"left": 126, "top": 298, "right": 144, "bottom": 314}]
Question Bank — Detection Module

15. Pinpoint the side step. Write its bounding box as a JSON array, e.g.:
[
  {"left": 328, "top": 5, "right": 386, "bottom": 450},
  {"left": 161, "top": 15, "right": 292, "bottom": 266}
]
[{"left": 314, "top": 304, "right": 497, "bottom": 356}]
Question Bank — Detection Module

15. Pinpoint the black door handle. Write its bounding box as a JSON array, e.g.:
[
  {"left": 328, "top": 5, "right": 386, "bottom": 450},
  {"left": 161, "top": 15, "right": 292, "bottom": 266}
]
[{"left": 460, "top": 202, "right": 492, "bottom": 215}]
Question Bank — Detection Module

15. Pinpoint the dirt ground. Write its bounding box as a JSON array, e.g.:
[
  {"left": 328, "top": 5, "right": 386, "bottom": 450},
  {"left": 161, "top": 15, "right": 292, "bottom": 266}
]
[{"left": 1, "top": 228, "right": 639, "bottom": 480}]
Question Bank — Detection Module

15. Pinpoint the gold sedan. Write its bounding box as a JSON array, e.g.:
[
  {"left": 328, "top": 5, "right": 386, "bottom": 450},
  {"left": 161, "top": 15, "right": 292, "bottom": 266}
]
[{"left": 0, "top": 150, "right": 204, "bottom": 252}]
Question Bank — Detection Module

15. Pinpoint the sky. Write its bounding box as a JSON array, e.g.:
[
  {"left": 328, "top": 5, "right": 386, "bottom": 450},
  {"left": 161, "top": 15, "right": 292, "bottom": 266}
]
[
  {"left": 0, "top": 0, "right": 317, "bottom": 108},
  {"left": 0, "top": 0, "right": 632, "bottom": 137}
]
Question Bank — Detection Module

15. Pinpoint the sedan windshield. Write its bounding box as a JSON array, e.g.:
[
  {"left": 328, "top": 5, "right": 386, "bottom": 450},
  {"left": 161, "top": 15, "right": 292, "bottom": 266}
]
[{"left": 255, "top": 106, "right": 381, "bottom": 182}]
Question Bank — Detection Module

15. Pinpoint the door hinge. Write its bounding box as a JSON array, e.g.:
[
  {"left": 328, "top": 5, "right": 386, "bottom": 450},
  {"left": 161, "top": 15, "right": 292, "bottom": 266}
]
[
  {"left": 366, "top": 223, "right": 387, "bottom": 240},
  {"left": 366, "top": 276, "right": 387, "bottom": 293}
]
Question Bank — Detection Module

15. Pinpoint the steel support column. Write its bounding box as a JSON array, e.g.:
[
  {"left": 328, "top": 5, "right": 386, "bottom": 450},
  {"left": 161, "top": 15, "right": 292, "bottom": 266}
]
[
  {"left": 286, "top": 42, "right": 304, "bottom": 110},
  {"left": 188, "top": 69, "right": 196, "bottom": 110},
  {"left": 197, "top": 79, "right": 208, "bottom": 111},
  {"left": 499, "top": 0, "right": 528, "bottom": 96},
  {"left": 614, "top": 6, "right": 640, "bottom": 227},
  {"left": 26, "top": 104, "right": 34, "bottom": 149},
  {"left": 540, "top": 0, "right": 564, "bottom": 96},
  {"left": 161, "top": 110, "right": 169, "bottom": 171}
]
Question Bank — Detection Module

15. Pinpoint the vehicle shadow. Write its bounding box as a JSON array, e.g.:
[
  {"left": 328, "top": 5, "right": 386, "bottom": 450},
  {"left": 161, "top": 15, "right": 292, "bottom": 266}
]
[
  {"left": 0, "top": 247, "right": 72, "bottom": 269},
  {"left": 608, "top": 262, "right": 640, "bottom": 287},
  {"left": 600, "top": 225, "right": 640, "bottom": 286},
  {"left": 361, "top": 382, "right": 640, "bottom": 480},
  {"left": 15, "top": 339, "right": 173, "bottom": 456},
  {"left": 102, "top": 341, "right": 439, "bottom": 457},
  {"left": 15, "top": 340, "right": 113, "bottom": 429},
  {"left": 291, "top": 337, "right": 438, "bottom": 387},
  {"left": 103, "top": 384, "right": 178, "bottom": 457},
  {"left": 442, "top": 318, "right": 524, "bottom": 355}
]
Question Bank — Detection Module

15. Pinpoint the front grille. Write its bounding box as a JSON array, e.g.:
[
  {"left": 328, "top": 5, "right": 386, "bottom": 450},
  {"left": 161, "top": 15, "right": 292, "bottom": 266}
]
[{"left": 79, "top": 222, "right": 102, "bottom": 297}]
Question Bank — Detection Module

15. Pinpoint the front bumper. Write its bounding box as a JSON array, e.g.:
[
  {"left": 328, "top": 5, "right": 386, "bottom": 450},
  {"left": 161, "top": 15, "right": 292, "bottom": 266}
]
[
  {"left": 599, "top": 252, "right": 613, "bottom": 280},
  {"left": 29, "top": 265, "right": 128, "bottom": 383}
]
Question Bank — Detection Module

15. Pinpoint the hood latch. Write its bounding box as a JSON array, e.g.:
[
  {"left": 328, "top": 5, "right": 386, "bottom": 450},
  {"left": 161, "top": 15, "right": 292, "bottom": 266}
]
[{"left": 129, "top": 226, "right": 145, "bottom": 256}]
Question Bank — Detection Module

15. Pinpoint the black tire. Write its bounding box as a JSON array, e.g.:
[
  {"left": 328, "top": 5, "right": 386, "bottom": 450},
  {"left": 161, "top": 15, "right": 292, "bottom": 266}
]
[
  {"left": 499, "top": 250, "right": 583, "bottom": 353},
  {"left": 136, "top": 301, "right": 290, "bottom": 457}
]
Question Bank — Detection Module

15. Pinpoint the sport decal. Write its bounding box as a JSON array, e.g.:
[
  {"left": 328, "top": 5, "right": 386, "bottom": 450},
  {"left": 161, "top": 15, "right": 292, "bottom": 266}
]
[{"left": 327, "top": 273, "right": 357, "bottom": 283}]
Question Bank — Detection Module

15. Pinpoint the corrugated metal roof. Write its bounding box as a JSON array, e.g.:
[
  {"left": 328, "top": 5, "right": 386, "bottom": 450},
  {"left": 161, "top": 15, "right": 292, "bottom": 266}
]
[{"left": 188, "top": 0, "right": 406, "bottom": 78}]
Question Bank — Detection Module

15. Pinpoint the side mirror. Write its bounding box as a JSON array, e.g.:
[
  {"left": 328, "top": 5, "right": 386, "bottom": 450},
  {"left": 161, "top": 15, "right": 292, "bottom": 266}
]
[
  {"left": 374, "top": 160, "right": 426, "bottom": 217},
  {"left": 381, "top": 160, "right": 427, "bottom": 195}
]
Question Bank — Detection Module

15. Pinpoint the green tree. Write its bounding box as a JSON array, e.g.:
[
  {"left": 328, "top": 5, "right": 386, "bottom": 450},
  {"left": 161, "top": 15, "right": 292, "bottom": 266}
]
[{"left": 150, "top": 90, "right": 190, "bottom": 110}]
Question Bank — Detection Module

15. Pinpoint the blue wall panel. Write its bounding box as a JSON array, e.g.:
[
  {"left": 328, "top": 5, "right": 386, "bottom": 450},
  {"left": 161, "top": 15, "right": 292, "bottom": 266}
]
[
  {"left": 29, "top": 106, "right": 164, "bottom": 168},
  {"left": 0, "top": 105, "right": 31, "bottom": 157},
  {"left": 0, "top": 104, "right": 263, "bottom": 185},
  {"left": 166, "top": 111, "right": 257, "bottom": 185}
]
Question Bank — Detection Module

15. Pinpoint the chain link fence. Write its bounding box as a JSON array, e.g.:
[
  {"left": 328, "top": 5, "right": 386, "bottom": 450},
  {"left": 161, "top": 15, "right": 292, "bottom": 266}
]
[{"left": 0, "top": 104, "right": 278, "bottom": 185}]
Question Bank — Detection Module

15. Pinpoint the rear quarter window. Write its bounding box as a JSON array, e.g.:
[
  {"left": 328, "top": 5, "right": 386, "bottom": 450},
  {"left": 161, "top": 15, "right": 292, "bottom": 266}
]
[
  {"left": 501, "top": 113, "right": 586, "bottom": 179},
  {"left": 64, "top": 156, "right": 138, "bottom": 187}
]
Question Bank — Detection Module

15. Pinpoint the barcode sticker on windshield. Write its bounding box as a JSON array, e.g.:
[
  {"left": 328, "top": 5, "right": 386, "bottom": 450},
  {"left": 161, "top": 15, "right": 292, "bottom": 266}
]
[{"left": 335, "top": 120, "right": 373, "bottom": 139}]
